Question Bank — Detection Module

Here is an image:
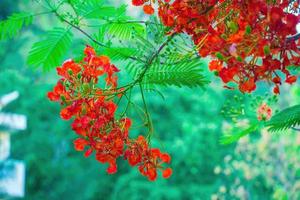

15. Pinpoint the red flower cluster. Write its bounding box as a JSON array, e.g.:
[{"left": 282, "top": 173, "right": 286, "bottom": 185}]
[
  {"left": 257, "top": 102, "right": 272, "bottom": 121},
  {"left": 48, "top": 46, "right": 172, "bottom": 181},
  {"left": 132, "top": 0, "right": 156, "bottom": 15},
  {"left": 133, "top": 0, "right": 300, "bottom": 94}
]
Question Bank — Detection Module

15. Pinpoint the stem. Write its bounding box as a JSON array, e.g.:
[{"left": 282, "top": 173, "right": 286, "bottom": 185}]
[
  {"left": 287, "top": 33, "right": 300, "bottom": 42},
  {"left": 132, "top": 33, "right": 176, "bottom": 84},
  {"left": 139, "top": 84, "right": 154, "bottom": 142},
  {"left": 67, "top": 1, "right": 79, "bottom": 19},
  {"left": 291, "top": 127, "right": 300, "bottom": 131},
  {"left": 101, "top": 33, "right": 176, "bottom": 95},
  {"left": 33, "top": 11, "right": 55, "bottom": 17},
  {"left": 53, "top": 11, "right": 143, "bottom": 62},
  {"left": 120, "top": 89, "right": 132, "bottom": 117},
  {"left": 123, "top": 93, "right": 147, "bottom": 122}
]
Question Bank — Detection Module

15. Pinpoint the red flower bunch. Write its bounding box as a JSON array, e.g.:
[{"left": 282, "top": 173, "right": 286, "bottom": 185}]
[
  {"left": 48, "top": 46, "right": 172, "bottom": 181},
  {"left": 257, "top": 102, "right": 272, "bottom": 121},
  {"left": 133, "top": 0, "right": 300, "bottom": 94},
  {"left": 132, "top": 0, "right": 155, "bottom": 15}
]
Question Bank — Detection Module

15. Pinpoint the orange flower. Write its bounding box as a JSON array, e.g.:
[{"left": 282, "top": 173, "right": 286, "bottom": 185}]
[
  {"left": 73, "top": 138, "right": 89, "bottom": 151},
  {"left": 143, "top": 5, "right": 154, "bottom": 15},
  {"left": 239, "top": 78, "right": 256, "bottom": 93},
  {"left": 162, "top": 168, "right": 172, "bottom": 179},
  {"left": 48, "top": 46, "right": 172, "bottom": 181},
  {"left": 285, "top": 75, "right": 297, "bottom": 84},
  {"left": 60, "top": 106, "right": 72, "bottom": 120},
  {"left": 209, "top": 60, "right": 223, "bottom": 72},
  {"left": 132, "top": 0, "right": 144, "bottom": 6}
]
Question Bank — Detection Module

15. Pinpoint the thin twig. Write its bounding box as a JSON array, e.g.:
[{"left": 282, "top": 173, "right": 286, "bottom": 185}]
[
  {"left": 291, "top": 127, "right": 300, "bottom": 131},
  {"left": 54, "top": 11, "right": 143, "bottom": 62}
]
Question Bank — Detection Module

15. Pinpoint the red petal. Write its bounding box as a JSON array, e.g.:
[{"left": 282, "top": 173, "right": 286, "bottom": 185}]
[{"left": 162, "top": 168, "right": 172, "bottom": 179}]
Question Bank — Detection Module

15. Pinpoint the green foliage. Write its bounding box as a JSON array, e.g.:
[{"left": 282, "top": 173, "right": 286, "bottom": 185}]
[
  {"left": 0, "top": 12, "right": 33, "bottom": 40},
  {"left": 103, "top": 47, "right": 139, "bottom": 61},
  {"left": 266, "top": 104, "right": 300, "bottom": 132},
  {"left": 27, "top": 27, "right": 73, "bottom": 71},
  {"left": 77, "top": 2, "right": 144, "bottom": 40},
  {"left": 134, "top": 32, "right": 156, "bottom": 54},
  {"left": 103, "top": 19, "right": 145, "bottom": 40},
  {"left": 220, "top": 123, "right": 259, "bottom": 145},
  {"left": 77, "top": 0, "right": 121, "bottom": 19},
  {"left": 142, "top": 59, "right": 209, "bottom": 88}
]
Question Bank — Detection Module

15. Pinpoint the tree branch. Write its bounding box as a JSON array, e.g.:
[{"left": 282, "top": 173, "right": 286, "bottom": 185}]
[
  {"left": 287, "top": 33, "right": 300, "bottom": 42},
  {"left": 291, "top": 127, "right": 300, "bottom": 131},
  {"left": 53, "top": 11, "right": 144, "bottom": 62}
]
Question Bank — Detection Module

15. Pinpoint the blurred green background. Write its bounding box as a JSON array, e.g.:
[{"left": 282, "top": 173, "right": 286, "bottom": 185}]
[{"left": 0, "top": 0, "right": 299, "bottom": 199}]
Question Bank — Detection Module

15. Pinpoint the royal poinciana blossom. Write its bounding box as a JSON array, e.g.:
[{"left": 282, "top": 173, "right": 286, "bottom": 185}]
[
  {"left": 133, "top": 0, "right": 300, "bottom": 94},
  {"left": 47, "top": 46, "right": 172, "bottom": 181},
  {"left": 257, "top": 102, "right": 272, "bottom": 121}
]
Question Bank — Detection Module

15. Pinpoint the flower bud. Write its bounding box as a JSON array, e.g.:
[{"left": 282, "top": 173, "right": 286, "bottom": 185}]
[
  {"left": 245, "top": 25, "right": 251, "bottom": 35},
  {"left": 215, "top": 52, "right": 224, "bottom": 60},
  {"left": 263, "top": 45, "right": 270, "bottom": 56}
]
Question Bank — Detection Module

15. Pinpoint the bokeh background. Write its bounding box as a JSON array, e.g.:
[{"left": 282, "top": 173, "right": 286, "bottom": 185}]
[{"left": 0, "top": 0, "right": 299, "bottom": 199}]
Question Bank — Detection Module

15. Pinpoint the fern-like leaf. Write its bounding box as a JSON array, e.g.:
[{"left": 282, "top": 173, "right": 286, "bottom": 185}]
[
  {"left": 266, "top": 104, "right": 300, "bottom": 132},
  {"left": 0, "top": 12, "right": 33, "bottom": 40},
  {"left": 103, "top": 47, "right": 139, "bottom": 61},
  {"left": 27, "top": 28, "right": 73, "bottom": 71},
  {"left": 141, "top": 59, "right": 209, "bottom": 88},
  {"left": 77, "top": 0, "right": 124, "bottom": 19},
  {"left": 104, "top": 19, "right": 145, "bottom": 41}
]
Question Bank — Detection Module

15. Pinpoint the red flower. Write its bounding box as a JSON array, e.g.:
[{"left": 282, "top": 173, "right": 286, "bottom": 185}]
[
  {"left": 160, "top": 153, "right": 171, "bottom": 163},
  {"left": 209, "top": 60, "right": 223, "bottom": 72},
  {"left": 47, "top": 81, "right": 67, "bottom": 102},
  {"left": 121, "top": 118, "right": 132, "bottom": 129},
  {"left": 136, "top": 0, "right": 300, "bottom": 93},
  {"left": 57, "top": 60, "right": 81, "bottom": 79},
  {"left": 143, "top": 5, "right": 154, "bottom": 15},
  {"left": 285, "top": 75, "right": 297, "bottom": 84},
  {"left": 272, "top": 77, "right": 281, "bottom": 84},
  {"left": 90, "top": 55, "right": 110, "bottom": 67},
  {"left": 74, "top": 138, "right": 89, "bottom": 151},
  {"left": 239, "top": 78, "right": 256, "bottom": 93},
  {"left": 257, "top": 103, "right": 272, "bottom": 121},
  {"left": 132, "top": 0, "right": 144, "bottom": 6},
  {"left": 273, "top": 85, "right": 280, "bottom": 94},
  {"left": 162, "top": 168, "right": 172, "bottom": 178},
  {"left": 60, "top": 106, "right": 73, "bottom": 120},
  {"left": 48, "top": 46, "right": 172, "bottom": 180},
  {"left": 219, "top": 67, "right": 238, "bottom": 83},
  {"left": 84, "top": 45, "right": 96, "bottom": 62},
  {"left": 47, "top": 91, "right": 59, "bottom": 101},
  {"left": 147, "top": 168, "right": 157, "bottom": 181},
  {"left": 106, "top": 162, "right": 117, "bottom": 174},
  {"left": 84, "top": 148, "right": 93, "bottom": 157}
]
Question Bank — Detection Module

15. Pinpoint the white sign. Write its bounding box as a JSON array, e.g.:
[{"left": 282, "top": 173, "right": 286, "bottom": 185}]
[
  {"left": 0, "top": 113, "right": 27, "bottom": 131},
  {"left": 0, "top": 132, "right": 10, "bottom": 161},
  {"left": 0, "top": 160, "right": 25, "bottom": 198},
  {"left": 0, "top": 91, "right": 19, "bottom": 110}
]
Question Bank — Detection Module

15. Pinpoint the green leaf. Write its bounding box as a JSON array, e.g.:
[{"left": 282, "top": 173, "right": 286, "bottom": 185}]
[
  {"left": 0, "top": 12, "right": 33, "bottom": 40},
  {"left": 220, "top": 123, "right": 259, "bottom": 145},
  {"left": 103, "top": 47, "right": 139, "bottom": 61},
  {"left": 78, "top": 0, "right": 124, "bottom": 19},
  {"left": 27, "top": 27, "right": 73, "bottom": 71},
  {"left": 141, "top": 59, "right": 209, "bottom": 88},
  {"left": 104, "top": 19, "right": 145, "bottom": 40},
  {"left": 266, "top": 104, "right": 300, "bottom": 132}
]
